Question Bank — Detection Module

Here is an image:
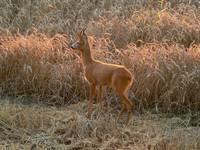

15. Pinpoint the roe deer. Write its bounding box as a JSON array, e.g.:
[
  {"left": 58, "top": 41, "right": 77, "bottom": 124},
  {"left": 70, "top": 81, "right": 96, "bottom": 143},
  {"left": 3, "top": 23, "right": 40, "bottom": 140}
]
[{"left": 71, "top": 29, "right": 135, "bottom": 124}]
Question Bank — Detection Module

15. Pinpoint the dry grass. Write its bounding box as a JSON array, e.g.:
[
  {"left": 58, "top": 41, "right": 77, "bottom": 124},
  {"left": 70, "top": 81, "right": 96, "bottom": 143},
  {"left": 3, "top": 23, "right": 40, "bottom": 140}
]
[
  {"left": 1, "top": 0, "right": 200, "bottom": 48},
  {"left": 0, "top": 99, "right": 199, "bottom": 149},
  {"left": 0, "top": 31, "right": 86, "bottom": 104},
  {"left": 0, "top": 32, "right": 199, "bottom": 113},
  {"left": 0, "top": 0, "right": 200, "bottom": 149},
  {"left": 87, "top": 5, "right": 200, "bottom": 48}
]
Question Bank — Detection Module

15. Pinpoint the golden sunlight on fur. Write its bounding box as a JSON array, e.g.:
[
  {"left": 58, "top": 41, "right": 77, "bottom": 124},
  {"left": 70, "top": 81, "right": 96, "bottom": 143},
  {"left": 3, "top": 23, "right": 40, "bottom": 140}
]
[{"left": 71, "top": 29, "right": 135, "bottom": 124}]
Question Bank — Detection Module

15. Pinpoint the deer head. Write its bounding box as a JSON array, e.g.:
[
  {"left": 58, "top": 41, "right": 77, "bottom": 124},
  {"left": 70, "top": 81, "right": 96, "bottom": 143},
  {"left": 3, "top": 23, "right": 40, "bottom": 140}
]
[{"left": 71, "top": 28, "right": 88, "bottom": 52}]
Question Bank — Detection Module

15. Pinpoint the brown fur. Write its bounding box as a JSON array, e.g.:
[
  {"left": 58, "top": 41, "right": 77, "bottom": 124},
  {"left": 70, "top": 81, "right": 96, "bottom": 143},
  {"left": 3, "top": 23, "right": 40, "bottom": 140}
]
[{"left": 71, "top": 29, "right": 135, "bottom": 124}]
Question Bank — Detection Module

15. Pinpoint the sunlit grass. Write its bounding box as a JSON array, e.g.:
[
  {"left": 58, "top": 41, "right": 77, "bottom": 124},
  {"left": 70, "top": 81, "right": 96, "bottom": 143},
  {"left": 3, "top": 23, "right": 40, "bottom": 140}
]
[
  {"left": 0, "top": 32, "right": 199, "bottom": 113},
  {"left": 0, "top": 1, "right": 200, "bottom": 149}
]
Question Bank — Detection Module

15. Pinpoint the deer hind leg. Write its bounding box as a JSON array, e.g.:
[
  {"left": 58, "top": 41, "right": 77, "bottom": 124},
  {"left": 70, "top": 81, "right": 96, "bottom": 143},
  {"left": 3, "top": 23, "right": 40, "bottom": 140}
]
[
  {"left": 112, "top": 78, "right": 134, "bottom": 124},
  {"left": 117, "top": 93, "right": 133, "bottom": 125},
  {"left": 117, "top": 103, "right": 126, "bottom": 121},
  {"left": 86, "top": 83, "right": 96, "bottom": 118},
  {"left": 121, "top": 94, "right": 134, "bottom": 125}
]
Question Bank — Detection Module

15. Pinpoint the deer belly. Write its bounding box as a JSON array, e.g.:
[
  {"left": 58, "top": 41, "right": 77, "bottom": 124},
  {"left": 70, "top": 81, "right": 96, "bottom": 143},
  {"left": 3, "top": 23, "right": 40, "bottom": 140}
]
[
  {"left": 96, "top": 76, "right": 111, "bottom": 86},
  {"left": 84, "top": 73, "right": 96, "bottom": 84},
  {"left": 84, "top": 73, "right": 111, "bottom": 86}
]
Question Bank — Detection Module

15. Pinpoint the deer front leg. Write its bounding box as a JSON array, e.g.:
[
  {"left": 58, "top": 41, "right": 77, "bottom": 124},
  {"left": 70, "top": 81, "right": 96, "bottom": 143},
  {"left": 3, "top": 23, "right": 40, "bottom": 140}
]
[
  {"left": 97, "top": 86, "right": 107, "bottom": 110},
  {"left": 96, "top": 86, "right": 102, "bottom": 102},
  {"left": 86, "top": 83, "right": 96, "bottom": 118}
]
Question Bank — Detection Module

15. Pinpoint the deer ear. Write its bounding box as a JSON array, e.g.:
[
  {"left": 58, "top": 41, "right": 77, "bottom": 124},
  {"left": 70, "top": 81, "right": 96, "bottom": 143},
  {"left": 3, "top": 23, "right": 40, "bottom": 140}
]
[
  {"left": 78, "top": 30, "right": 83, "bottom": 38},
  {"left": 78, "top": 28, "right": 86, "bottom": 38},
  {"left": 82, "top": 28, "right": 87, "bottom": 35},
  {"left": 82, "top": 28, "right": 86, "bottom": 33}
]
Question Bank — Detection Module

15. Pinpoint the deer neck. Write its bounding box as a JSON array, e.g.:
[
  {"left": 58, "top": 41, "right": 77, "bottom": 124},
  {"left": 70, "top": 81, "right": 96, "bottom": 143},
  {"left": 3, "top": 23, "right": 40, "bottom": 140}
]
[{"left": 81, "top": 43, "right": 94, "bottom": 65}]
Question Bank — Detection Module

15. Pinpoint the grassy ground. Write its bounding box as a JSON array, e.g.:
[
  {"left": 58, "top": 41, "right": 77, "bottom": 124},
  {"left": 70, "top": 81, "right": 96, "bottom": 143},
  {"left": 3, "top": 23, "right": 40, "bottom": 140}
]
[
  {"left": 0, "top": 97, "right": 199, "bottom": 150},
  {"left": 0, "top": 1, "right": 200, "bottom": 149}
]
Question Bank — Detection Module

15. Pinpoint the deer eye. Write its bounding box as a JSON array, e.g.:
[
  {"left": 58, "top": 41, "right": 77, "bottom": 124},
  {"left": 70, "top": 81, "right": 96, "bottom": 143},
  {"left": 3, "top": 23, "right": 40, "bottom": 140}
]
[{"left": 78, "top": 41, "right": 83, "bottom": 45}]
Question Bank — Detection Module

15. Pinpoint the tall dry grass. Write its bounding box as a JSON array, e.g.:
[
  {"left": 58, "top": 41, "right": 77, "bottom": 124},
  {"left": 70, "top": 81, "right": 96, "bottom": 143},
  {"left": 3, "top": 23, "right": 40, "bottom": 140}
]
[
  {"left": 0, "top": 0, "right": 200, "bottom": 47},
  {"left": 87, "top": 6, "right": 200, "bottom": 48},
  {"left": 0, "top": 31, "right": 87, "bottom": 105},
  {"left": 0, "top": 0, "right": 200, "bottom": 113},
  {"left": 0, "top": 31, "right": 200, "bottom": 113},
  {"left": 1, "top": 1, "right": 200, "bottom": 149}
]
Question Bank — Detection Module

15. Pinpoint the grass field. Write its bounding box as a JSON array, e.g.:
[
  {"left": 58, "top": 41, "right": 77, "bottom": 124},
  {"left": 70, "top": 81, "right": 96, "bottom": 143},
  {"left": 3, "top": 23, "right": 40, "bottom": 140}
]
[
  {"left": 0, "top": 0, "right": 200, "bottom": 149},
  {"left": 0, "top": 98, "right": 199, "bottom": 149}
]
